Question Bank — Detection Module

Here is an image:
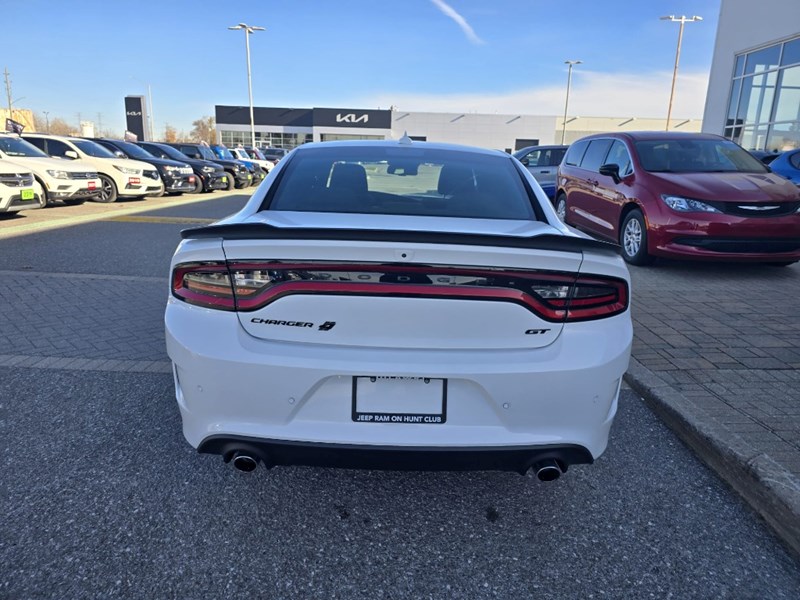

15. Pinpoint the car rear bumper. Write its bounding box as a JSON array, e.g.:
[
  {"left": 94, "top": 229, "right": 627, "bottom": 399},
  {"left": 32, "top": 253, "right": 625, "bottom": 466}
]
[
  {"left": 198, "top": 435, "right": 593, "bottom": 474},
  {"left": 166, "top": 299, "right": 632, "bottom": 465}
]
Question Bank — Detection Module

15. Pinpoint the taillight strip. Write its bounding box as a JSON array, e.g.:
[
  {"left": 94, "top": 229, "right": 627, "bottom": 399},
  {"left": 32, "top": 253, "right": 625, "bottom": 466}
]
[{"left": 170, "top": 261, "right": 629, "bottom": 322}]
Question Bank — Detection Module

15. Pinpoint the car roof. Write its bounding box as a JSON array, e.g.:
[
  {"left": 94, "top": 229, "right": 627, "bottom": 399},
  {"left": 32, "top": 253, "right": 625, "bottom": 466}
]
[{"left": 582, "top": 131, "right": 727, "bottom": 143}]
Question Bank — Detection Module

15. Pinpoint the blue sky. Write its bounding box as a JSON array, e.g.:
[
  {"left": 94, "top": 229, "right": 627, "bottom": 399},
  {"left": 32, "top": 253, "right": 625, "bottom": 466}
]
[{"left": 5, "top": 0, "right": 720, "bottom": 136}]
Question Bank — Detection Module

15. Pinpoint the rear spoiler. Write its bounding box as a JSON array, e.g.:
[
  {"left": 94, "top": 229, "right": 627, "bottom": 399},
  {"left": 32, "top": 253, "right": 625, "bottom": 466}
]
[{"left": 181, "top": 222, "right": 621, "bottom": 256}]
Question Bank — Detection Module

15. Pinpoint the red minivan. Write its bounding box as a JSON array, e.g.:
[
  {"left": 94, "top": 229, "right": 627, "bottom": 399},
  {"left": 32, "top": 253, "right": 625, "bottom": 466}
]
[{"left": 555, "top": 132, "right": 800, "bottom": 266}]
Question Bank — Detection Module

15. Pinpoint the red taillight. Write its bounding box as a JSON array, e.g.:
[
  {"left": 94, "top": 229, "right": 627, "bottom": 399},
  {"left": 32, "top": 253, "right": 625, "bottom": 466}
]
[
  {"left": 171, "top": 261, "right": 628, "bottom": 322},
  {"left": 172, "top": 262, "right": 236, "bottom": 310}
]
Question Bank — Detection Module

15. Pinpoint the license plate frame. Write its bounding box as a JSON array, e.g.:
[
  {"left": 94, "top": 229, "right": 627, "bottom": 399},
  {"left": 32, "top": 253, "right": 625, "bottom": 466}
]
[
  {"left": 20, "top": 188, "right": 34, "bottom": 201},
  {"left": 352, "top": 376, "right": 447, "bottom": 424}
]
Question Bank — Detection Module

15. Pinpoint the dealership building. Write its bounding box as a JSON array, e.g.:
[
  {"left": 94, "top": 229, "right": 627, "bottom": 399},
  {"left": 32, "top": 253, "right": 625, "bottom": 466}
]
[
  {"left": 702, "top": 0, "right": 800, "bottom": 151},
  {"left": 214, "top": 105, "right": 701, "bottom": 152}
]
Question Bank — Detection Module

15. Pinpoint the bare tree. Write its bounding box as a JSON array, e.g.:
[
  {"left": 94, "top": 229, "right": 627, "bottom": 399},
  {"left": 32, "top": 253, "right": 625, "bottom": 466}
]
[
  {"left": 164, "top": 124, "right": 178, "bottom": 143},
  {"left": 190, "top": 116, "right": 216, "bottom": 145},
  {"left": 49, "top": 118, "right": 75, "bottom": 136}
]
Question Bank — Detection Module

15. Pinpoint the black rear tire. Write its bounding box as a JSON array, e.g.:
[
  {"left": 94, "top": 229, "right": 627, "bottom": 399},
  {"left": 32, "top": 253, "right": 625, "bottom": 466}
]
[
  {"left": 193, "top": 176, "right": 204, "bottom": 194},
  {"left": 620, "top": 209, "right": 654, "bottom": 266}
]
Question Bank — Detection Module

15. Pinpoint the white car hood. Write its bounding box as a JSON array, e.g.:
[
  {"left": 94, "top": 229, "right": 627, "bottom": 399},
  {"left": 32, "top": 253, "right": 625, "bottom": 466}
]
[{"left": 3, "top": 155, "right": 97, "bottom": 173}]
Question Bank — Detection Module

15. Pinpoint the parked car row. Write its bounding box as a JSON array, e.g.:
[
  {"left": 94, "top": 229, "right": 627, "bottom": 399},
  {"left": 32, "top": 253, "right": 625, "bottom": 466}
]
[
  {"left": 0, "top": 131, "right": 288, "bottom": 213},
  {"left": 534, "top": 132, "right": 800, "bottom": 266}
]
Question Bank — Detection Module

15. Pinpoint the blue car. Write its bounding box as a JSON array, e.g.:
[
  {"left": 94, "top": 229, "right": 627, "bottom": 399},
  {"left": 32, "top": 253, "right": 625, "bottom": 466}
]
[
  {"left": 210, "top": 145, "right": 264, "bottom": 186},
  {"left": 769, "top": 148, "right": 800, "bottom": 186}
]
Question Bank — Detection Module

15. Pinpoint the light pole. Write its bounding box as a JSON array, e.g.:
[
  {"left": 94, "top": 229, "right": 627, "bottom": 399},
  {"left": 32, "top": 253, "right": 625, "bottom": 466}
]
[
  {"left": 561, "top": 60, "right": 582, "bottom": 145},
  {"left": 661, "top": 15, "right": 702, "bottom": 131},
  {"left": 229, "top": 22, "right": 265, "bottom": 148},
  {"left": 43, "top": 111, "right": 50, "bottom": 133}
]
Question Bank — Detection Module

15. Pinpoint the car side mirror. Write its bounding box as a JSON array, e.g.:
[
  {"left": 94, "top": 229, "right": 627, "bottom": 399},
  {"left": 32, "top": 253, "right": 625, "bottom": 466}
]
[
  {"left": 599, "top": 163, "right": 621, "bottom": 184},
  {"left": 114, "top": 151, "right": 127, "bottom": 159},
  {"left": 519, "top": 157, "right": 529, "bottom": 166},
  {"left": 64, "top": 150, "right": 79, "bottom": 159}
]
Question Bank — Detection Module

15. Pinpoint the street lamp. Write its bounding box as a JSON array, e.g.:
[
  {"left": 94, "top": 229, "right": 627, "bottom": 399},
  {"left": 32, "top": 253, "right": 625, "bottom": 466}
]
[
  {"left": 229, "top": 22, "right": 265, "bottom": 148},
  {"left": 660, "top": 15, "right": 702, "bottom": 131},
  {"left": 561, "top": 60, "right": 582, "bottom": 145},
  {"left": 43, "top": 111, "right": 50, "bottom": 133}
]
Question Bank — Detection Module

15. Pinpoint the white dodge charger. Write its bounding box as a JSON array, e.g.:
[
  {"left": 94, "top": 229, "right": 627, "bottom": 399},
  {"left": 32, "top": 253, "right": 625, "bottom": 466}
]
[{"left": 166, "top": 139, "right": 632, "bottom": 481}]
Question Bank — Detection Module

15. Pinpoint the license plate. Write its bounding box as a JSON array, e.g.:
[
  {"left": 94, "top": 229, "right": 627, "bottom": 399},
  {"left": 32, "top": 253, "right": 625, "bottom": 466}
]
[
  {"left": 352, "top": 376, "right": 446, "bottom": 424},
  {"left": 247, "top": 173, "right": 252, "bottom": 180},
  {"left": 20, "top": 188, "right": 34, "bottom": 201},
  {"left": 88, "top": 181, "right": 96, "bottom": 190},
  {"left": 221, "top": 176, "right": 227, "bottom": 183}
]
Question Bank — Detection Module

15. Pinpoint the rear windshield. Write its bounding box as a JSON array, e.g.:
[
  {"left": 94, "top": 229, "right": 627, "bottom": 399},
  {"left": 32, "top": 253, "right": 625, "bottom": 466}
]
[
  {"left": 267, "top": 146, "right": 536, "bottom": 220},
  {"left": 0, "top": 136, "right": 48, "bottom": 158},
  {"left": 634, "top": 138, "right": 769, "bottom": 173}
]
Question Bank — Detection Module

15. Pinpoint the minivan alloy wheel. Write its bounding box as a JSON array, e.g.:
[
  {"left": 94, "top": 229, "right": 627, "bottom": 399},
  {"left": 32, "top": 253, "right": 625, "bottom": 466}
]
[
  {"left": 623, "top": 218, "right": 642, "bottom": 257},
  {"left": 555, "top": 194, "right": 567, "bottom": 222}
]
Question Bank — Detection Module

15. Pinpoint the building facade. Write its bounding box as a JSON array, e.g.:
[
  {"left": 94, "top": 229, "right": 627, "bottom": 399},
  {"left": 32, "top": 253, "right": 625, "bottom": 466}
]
[
  {"left": 702, "top": 0, "right": 800, "bottom": 151},
  {"left": 215, "top": 105, "right": 700, "bottom": 151}
]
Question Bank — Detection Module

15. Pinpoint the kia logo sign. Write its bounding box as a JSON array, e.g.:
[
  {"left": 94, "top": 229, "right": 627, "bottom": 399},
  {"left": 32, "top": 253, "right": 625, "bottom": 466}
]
[
  {"left": 126, "top": 111, "right": 142, "bottom": 116},
  {"left": 336, "top": 113, "right": 369, "bottom": 124}
]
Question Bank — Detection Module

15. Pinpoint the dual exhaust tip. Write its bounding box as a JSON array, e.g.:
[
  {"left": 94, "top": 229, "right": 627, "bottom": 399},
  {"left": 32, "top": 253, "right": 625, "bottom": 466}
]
[{"left": 230, "top": 451, "right": 564, "bottom": 481}]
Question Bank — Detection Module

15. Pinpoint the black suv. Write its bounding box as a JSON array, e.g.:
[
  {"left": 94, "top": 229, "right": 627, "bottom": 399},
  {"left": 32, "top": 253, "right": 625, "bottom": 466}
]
[
  {"left": 167, "top": 143, "right": 251, "bottom": 189},
  {"left": 138, "top": 142, "right": 229, "bottom": 193},
  {"left": 87, "top": 138, "right": 196, "bottom": 196}
]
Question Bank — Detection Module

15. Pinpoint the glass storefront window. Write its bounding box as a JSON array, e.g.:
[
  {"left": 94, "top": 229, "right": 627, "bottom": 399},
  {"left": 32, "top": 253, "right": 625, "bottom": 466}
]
[
  {"left": 781, "top": 38, "right": 800, "bottom": 67},
  {"left": 724, "top": 37, "right": 800, "bottom": 149},
  {"left": 744, "top": 44, "right": 781, "bottom": 74},
  {"left": 740, "top": 72, "right": 777, "bottom": 123},
  {"left": 773, "top": 65, "right": 800, "bottom": 123},
  {"left": 739, "top": 126, "right": 769, "bottom": 150},
  {"left": 766, "top": 122, "right": 800, "bottom": 152},
  {"left": 734, "top": 54, "right": 745, "bottom": 77}
]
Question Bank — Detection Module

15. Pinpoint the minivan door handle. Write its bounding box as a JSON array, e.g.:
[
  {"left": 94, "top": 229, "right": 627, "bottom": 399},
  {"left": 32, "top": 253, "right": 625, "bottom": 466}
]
[{"left": 588, "top": 179, "right": 599, "bottom": 187}]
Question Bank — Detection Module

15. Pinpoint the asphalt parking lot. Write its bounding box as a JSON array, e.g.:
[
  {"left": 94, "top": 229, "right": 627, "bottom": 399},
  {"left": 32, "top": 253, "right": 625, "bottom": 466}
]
[{"left": 1, "top": 193, "right": 800, "bottom": 598}]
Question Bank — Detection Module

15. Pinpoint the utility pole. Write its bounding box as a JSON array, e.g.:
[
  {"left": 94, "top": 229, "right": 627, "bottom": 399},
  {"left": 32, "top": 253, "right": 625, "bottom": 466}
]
[
  {"left": 4, "top": 67, "right": 13, "bottom": 121},
  {"left": 43, "top": 111, "right": 50, "bottom": 133},
  {"left": 97, "top": 112, "right": 103, "bottom": 136}
]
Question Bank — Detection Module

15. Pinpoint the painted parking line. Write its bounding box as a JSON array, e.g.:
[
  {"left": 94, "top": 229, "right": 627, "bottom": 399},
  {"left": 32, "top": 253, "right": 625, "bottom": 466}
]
[{"left": 104, "top": 216, "right": 217, "bottom": 225}]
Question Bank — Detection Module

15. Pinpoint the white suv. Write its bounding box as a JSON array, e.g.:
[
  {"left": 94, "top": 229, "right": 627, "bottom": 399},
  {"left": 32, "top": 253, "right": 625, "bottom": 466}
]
[
  {"left": 0, "top": 134, "right": 101, "bottom": 205},
  {"left": 22, "top": 134, "right": 163, "bottom": 203},
  {"left": 0, "top": 161, "right": 45, "bottom": 213}
]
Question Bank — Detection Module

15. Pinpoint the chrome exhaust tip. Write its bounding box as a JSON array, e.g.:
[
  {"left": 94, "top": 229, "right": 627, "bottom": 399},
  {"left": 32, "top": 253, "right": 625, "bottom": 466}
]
[
  {"left": 231, "top": 452, "right": 259, "bottom": 473},
  {"left": 534, "top": 459, "right": 562, "bottom": 482}
]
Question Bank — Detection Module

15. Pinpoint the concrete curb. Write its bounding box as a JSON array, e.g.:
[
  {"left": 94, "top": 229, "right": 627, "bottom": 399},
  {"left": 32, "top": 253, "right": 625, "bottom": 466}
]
[{"left": 624, "top": 358, "right": 800, "bottom": 560}]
